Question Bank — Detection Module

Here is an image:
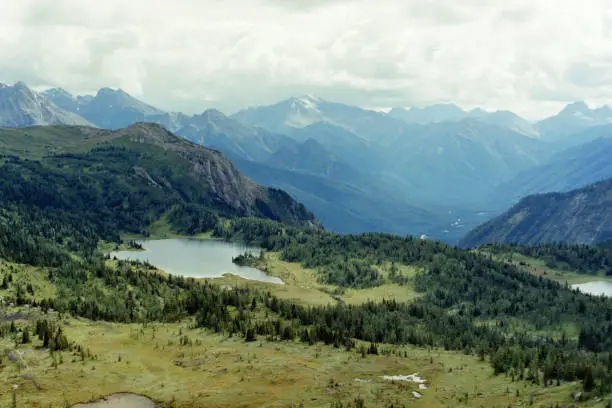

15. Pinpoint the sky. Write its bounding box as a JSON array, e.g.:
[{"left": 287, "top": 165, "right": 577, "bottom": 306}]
[{"left": 1, "top": 0, "right": 612, "bottom": 119}]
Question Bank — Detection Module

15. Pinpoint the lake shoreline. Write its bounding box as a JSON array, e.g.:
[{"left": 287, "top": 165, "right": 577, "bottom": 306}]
[
  {"left": 571, "top": 281, "right": 612, "bottom": 297},
  {"left": 109, "top": 238, "right": 284, "bottom": 285}
]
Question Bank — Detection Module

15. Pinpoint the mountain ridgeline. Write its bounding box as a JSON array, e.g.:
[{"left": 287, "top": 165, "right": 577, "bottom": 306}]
[
  {"left": 461, "top": 178, "right": 612, "bottom": 247},
  {"left": 0, "top": 82, "right": 91, "bottom": 127}
]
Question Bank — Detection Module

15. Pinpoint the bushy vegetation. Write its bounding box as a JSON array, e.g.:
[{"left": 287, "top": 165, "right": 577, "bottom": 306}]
[{"left": 482, "top": 242, "right": 612, "bottom": 276}]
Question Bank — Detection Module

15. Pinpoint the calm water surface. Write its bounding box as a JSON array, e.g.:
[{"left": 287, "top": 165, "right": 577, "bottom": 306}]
[
  {"left": 109, "top": 239, "right": 283, "bottom": 284},
  {"left": 572, "top": 281, "right": 612, "bottom": 297}
]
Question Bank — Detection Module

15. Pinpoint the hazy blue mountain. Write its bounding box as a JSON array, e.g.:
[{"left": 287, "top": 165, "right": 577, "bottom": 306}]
[
  {"left": 265, "top": 138, "right": 358, "bottom": 179},
  {"left": 175, "top": 109, "right": 296, "bottom": 162},
  {"left": 536, "top": 101, "right": 612, "bottom": 142},
  {"left": 388, "top": 104, "right": 467, "bottom": 124},
  {"left": 232, "top": 95, "right": 409, "bottom": 144},
  {"left": 286, "top": 123, "right": 382, "bottom": 172},
  {"left": 146, "top": 112, "right": 191, "bottom": 133},
  {"left": 469, "top": 109, "right": 539, "bottom": 138},
  {"left": 232, "top": 157, "right": 451, "bottom": 236},
  {"left": 41, "top": 87, "right": 79, "bottom": 111},
  {"left": 493, "top": 127, "right": 612, "bottom": 205},
  {"left": 43, "top": 87, "right": 164, "bottom": 129},
  {"left": 387, "top": 119, "right": 547, "bottom": 206},
  {"left": 390, "top": 104, "right": 539, "bottom": 138},
  {"left": 461, "top": 178, "right": 612, "bottom": 247},
  {"left": 232, "top": 96, "right": 553, "bottom": 230},
  {"left": 0, "top": 82, "right": 91, "bottom": 127}
]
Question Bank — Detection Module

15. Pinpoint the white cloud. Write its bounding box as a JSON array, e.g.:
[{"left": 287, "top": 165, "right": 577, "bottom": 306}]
[{"left": 1, "top": 0, "right": 611, "bottom": 119}]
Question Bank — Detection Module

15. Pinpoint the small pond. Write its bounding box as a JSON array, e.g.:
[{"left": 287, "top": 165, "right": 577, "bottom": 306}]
[
  {"left": 109, "top": 238, "right": 283, "bottom": 284},
  {"left": 71, "top": 393, "right": 158, "bottom": 408}
]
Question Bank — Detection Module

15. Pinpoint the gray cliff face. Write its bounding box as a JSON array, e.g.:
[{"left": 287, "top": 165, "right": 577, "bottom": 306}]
[
  {"left": 461, "top": 178, "right": 612, "bottom": 247},
  {"left": 0, "top": 82, "right": 91, "bottom": 127}
]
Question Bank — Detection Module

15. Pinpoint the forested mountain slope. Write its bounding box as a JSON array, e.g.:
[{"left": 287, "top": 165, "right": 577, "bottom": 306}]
[
  {"left": 461, "top": 178, "right": 612, "bottom": 247},
  {"left": 0, "top": 123, "right": 318, "bottom": 248}
]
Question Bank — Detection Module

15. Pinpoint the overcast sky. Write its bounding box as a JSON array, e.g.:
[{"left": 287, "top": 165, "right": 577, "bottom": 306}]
[{"left": 1, "top": 0, "right": 611, "bottom": 118}]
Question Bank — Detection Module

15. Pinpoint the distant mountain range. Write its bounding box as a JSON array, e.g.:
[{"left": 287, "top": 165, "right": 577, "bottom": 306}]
[
  {"left": 2, "top": 81, "right": 612, "bottom": 243},
  {"left": 535, "top": 101, "right": 612, "bottom": 144},
  {"left": 233, "top": 95, "right": 409, "bottom": 144},
  {"left": 493, "top": 128, "right": 612, "bottom": 205},
  {"left": 388, "top": 104, "right": 540, "bottom": 138},
  {"left": 461, "top": 178, "right": 612, "bottom": 247}
]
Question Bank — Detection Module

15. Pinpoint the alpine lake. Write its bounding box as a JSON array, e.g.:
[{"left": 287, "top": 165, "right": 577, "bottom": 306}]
[{"left": 109, "top": 238, "right": 283, "bottom": 285}]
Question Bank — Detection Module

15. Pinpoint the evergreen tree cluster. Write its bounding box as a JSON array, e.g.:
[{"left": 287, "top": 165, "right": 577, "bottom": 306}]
[{"left": 483, "top": 242, "right": 612, "bottom": 275}]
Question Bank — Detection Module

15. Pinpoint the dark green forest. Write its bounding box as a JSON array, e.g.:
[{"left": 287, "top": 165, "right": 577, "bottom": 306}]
[{"left": 482, "top": 242, "right": 612, "bottom": 276}]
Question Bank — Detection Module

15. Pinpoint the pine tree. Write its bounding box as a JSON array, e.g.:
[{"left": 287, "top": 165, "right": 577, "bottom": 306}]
[
  {"left": 21, "top": 328, "right": 30, "bottom": 344},
  {"left": 244, "top": 327, "right": 256, "bottom": 342},
  {"left": 583, "top": 368, "right": 596, "bottom": 392}
]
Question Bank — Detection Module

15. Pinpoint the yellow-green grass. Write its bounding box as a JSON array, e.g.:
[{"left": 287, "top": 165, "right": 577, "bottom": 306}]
[
  {"left": 1, "top": 313, "right": 606, "bottom": 408},
  {"left": 225, "top": 252, "right": 421, "bottom": 307},
  {"left": 0, "top": 126, "right": 107, "bottom": 159},
  {"left": 0, "top": 261, "right": 57, "bottom": 302},
  {"left": 0, "top": 261, "right": 609, "bottom": 407}
]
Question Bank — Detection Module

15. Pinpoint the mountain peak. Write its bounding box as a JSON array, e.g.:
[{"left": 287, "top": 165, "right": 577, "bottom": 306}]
[
  {"left": 292, "top": 94, "right": 322, "bottom": 102},
  {"left": 560, "top": 101, "right": 590, "bottom": 115},
  {"left": 300, "top": 137, "right": 325, "bottom": 151},
  {"left": 125, "top": 122, "right": 168, "bottom": 132},
  {"left": 287, "top": 95, "right": 323, "bottom": 110},
  {"left": 13, "top": 81, "right": 30, "bottom": 90},
  {"left": 97, "top": 87, "right": 126, "bottom": 97},
  {"left": 121, "top": 122, "right": 177, "bottom": 142},
  {"left": 200, "top": 108, "right": 227, "bottom": 119}
]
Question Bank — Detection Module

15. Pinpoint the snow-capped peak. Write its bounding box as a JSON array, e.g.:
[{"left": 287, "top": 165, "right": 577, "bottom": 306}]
[{"left": 289, "top": 95, "right": 322, "bottom": 112}]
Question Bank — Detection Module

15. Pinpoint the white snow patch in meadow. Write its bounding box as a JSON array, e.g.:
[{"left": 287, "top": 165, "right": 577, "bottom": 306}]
[
  {"left": 354, "top": 378, "right": 372, "bottom": 383},
  {"left": 380, "top": 373, "right": 426, "bottom": 383}
]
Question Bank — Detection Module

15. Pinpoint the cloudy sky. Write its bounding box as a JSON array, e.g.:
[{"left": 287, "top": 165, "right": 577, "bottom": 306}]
[{"left": 1, "top": 0, "right": 611, "bottom": 118}]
